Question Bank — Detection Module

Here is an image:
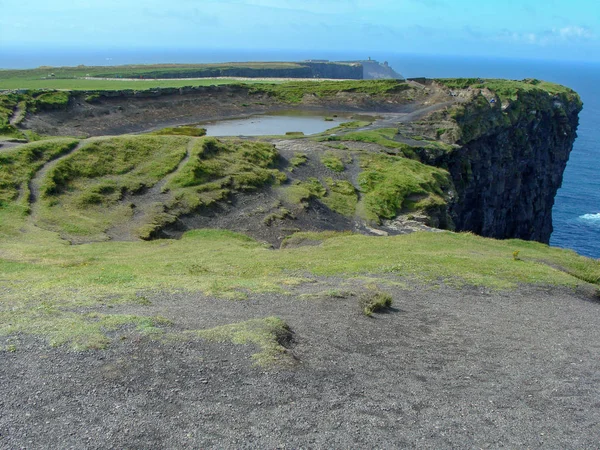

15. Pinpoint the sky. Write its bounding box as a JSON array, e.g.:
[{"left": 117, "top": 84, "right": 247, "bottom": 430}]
[{"left": 1, "top": 0, "right": 599, "bottom": 64}]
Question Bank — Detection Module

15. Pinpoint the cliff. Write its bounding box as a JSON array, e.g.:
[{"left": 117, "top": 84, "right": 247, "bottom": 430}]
[{"left": 421, "top": 79, "right": 582, "bottom": 243}]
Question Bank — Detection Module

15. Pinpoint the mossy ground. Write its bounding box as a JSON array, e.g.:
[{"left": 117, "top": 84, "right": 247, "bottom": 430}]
[
  {"left": 357, "top": 153, "right": 450, "bottom": 221},
  {"left": 249, "top": 79, "right": 410, "bottom": 103}
]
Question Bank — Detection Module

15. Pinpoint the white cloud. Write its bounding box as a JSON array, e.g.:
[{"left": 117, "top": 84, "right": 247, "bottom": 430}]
[
  {"left": 496, "top": 25, "right": 595, "bottom": 45},
  {"left": 556, "top": 26, "right": 594, "bottom": 40}
]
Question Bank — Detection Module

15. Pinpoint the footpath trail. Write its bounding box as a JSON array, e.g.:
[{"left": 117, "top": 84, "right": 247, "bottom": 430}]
[
  {"left": 9, "top": 102, "right": 26, "bottom": 126},
  {"left": 1, "top": 283, "right": 599, "bottom": 448},
  {"left": 357, "top": 100, "right": 459, "bottom": 133},
  {"left": 105, "top": 139, "right": 194, "bottom": 241},
  {"left": 28, "top": 140, "right": 84, "bottom": 210}
]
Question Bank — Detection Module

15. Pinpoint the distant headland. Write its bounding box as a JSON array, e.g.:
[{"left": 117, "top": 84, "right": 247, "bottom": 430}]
[{"left": 0, "top": 59, "right": 404, "bottom": 86}]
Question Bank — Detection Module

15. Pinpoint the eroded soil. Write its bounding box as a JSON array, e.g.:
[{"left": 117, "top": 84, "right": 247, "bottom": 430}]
[{"left": 2, "top": 281, "right": 600, "bottom": 448}]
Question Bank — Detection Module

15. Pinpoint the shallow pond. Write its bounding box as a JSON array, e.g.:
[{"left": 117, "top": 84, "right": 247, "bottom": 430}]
[{"left": 202, "top": 112, "right": 346, "bottom": 137}]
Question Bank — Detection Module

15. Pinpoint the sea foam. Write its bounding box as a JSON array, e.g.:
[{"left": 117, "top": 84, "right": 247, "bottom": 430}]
[{"left": 579, "top": 213, "right": 600, "bottom": 222}]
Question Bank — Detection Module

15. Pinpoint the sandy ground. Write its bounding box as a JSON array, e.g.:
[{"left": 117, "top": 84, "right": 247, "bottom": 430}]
[{"left": 2, "top": 281, "right": 599, "bottom": 449}]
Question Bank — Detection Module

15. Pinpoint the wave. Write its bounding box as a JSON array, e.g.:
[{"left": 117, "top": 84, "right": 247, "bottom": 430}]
[{"left": 579, "top": 213, "right": 600, "bottom": 222}]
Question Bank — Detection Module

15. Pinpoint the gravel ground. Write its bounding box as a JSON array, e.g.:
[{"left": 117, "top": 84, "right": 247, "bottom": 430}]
[{"left": 2, "top": 281, "right": 600, "bottom": 449}]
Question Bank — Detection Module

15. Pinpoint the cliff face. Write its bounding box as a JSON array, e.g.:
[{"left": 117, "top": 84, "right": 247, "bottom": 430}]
[{"left": 435, "top": 83, "right": 582, "bottom": 243}]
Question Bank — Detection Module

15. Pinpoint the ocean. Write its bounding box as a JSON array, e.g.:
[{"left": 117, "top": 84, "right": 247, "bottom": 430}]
[{"left": 1, "top": 49, "right": 598, "bottom": 258}]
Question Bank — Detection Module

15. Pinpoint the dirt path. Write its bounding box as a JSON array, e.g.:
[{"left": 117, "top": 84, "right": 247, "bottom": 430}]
[
  {"left": 0, "top": 140, "right": 25, "bottom": 152},
  {"left": 9, "top": 102, "right": 26, "bottom": 126},
  {"left": 28, "top": 141, "right": 84, "bottom": 210},
  {"left": 106, "top": 140, "right": 194, "bottom": 241},
  {"left": 357, "top": 101, "right": 457, "bottom": 133},
  {"left": 1, "top": 282, "right": 599, "bottom": 448}
]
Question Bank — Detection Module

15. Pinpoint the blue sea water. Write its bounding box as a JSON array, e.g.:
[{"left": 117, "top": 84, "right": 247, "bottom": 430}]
[{"left": 1, "top": 49, "right": 598, "bottom": 258}]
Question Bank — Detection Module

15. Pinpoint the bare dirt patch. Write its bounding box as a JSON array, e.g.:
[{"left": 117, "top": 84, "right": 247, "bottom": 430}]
[{"left": 2, "top": 282, "right": 600, "bottom": 448}]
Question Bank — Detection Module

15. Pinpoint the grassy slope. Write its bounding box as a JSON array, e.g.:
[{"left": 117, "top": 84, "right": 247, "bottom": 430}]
[
  {"left": 1, "top": 143, "right": 598, "bottom": 352},
  {"left": 38, "top": 135, "right": 191, "bottom": 240},
  {"left": 32, "top": 136, "right": 285, "bottom": 241}
]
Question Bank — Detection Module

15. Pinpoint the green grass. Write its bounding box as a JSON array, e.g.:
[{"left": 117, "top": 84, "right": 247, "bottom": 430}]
[
  {"left": 264, "top": 207, "right": 293, "bottom": 226},
  {"left": 38, "top": 135, "right": 190, "bottom": 240},
  {"left": 189, "top": 317, "right": 293, "bottom": 366},
  {"left": 0, "top": 223, "right": 599, "bottom": 349},
  {"left": 436, "top": 78, "right": 581, "bottom": 106},
  {"left": 0, "top": 62, "right": 308, "bottom": 80},
  {"left": 317, "top": 128, "right": 417, "bottom": 158},
  {"left": 280, "top": 230, "right": 354, "bottom": 248},
  {"left": 249, "top": 79, "right": 411, "bottom": 103},
  {"left": 0, "top": 93, "right": 19, "bottom": 128},
  {"left": 357, "top": 153, "right": 451, "bottom": 221},
  {"left": 320, "top": 120, "right": 373, "bottom": 135},
  {"left": 31, "top": 136, "right": 286, "bottom": 241},
  {"left": 321, "top": 151, "right": 345, "bottom": 172},
  {"left": 150, "top": 126, "right": 207, "bottom": 137},
  {"left": 164, "top": 137, "right": 285, "bottom": 213},
  {"left": 322, "top": 178, "right": 358, "bottom": 217},
  {"left": 0, "top": 78, "right": 278, "bottom": 91},
  {"left": 288, "top": 152, "right": 308, "bottom": 170},
  {"left": 359, "top": 289, "right": 393, "bottom": 316},
  {"left": 280, "top": 178, "right": 326, "bottom": 204}
]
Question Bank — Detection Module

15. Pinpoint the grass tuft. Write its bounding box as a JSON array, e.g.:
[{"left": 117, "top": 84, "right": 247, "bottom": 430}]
[{"left": 359, "top": 289, "right": 393, "bottom": 316}]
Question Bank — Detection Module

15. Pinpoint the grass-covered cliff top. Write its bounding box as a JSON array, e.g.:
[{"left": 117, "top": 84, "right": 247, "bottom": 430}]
[
  {"left": 436, "top": 77, "right": 582, "bottom": 105},
  {"left": 0, "top": 61, "right": 303, "bottom": 80},
  {"left": 0, "top": 61, "right": 362, "bottom": 90},
  {"left": 426, "top": 78, "right": 583, "bottom": 145}
]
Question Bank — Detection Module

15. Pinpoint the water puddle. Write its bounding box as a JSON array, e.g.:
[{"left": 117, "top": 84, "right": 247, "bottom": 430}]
[{"left": 202, "top": 111, "right": 348, "bottom": 137}]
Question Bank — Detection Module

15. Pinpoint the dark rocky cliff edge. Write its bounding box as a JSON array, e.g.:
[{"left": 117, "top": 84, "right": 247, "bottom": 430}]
[{"left": 423, "top": 80, "right": 582, "bottom": 243}]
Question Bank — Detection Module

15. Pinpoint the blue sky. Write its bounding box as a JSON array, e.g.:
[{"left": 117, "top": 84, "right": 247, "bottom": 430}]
[{"left": 1, "top": 0, "right": 599, "bottom": 63}]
